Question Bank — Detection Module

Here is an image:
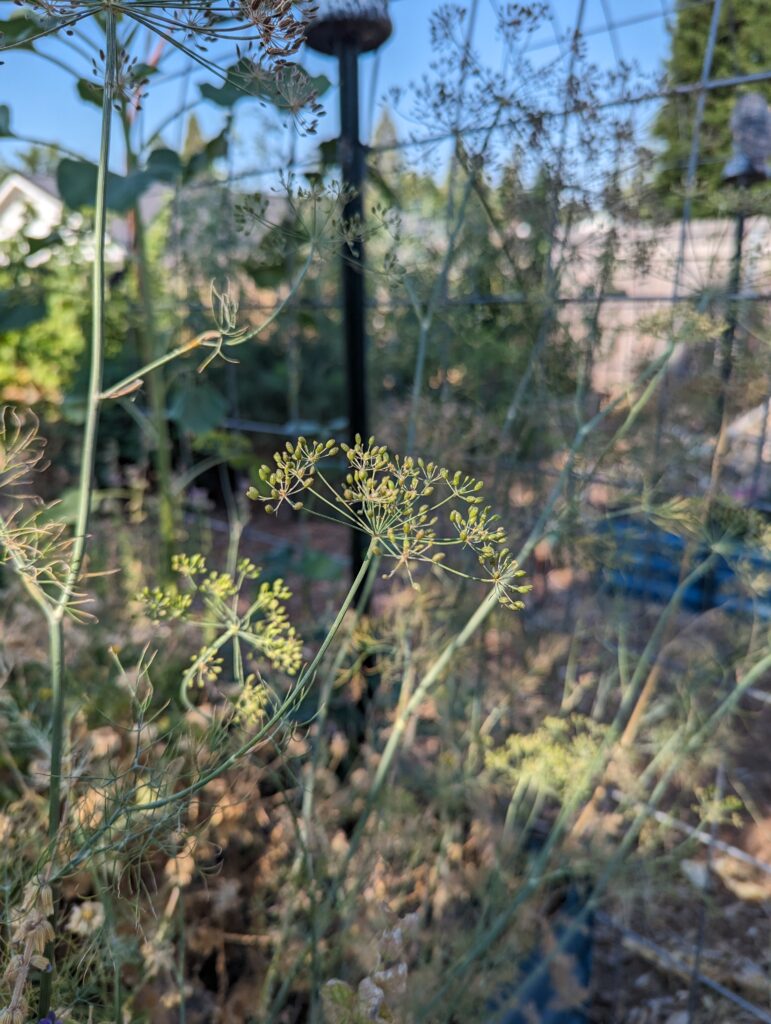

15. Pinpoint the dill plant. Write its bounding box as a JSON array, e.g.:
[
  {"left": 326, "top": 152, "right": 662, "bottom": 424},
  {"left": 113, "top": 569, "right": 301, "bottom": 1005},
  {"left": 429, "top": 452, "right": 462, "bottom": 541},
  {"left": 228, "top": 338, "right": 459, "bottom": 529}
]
[
  {"left": 2, "top": 4, "right": 769, "bottom": 1022},
  {"left": 0, "top": 1, "right": 322, "bottom": 1019}
]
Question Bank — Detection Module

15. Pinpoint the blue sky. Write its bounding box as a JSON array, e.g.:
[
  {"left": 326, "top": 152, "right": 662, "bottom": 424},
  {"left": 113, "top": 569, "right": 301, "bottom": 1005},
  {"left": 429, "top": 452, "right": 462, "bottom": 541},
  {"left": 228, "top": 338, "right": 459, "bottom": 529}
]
[{"left": 0, "top": 1, "right": 673, "bottom": 177}]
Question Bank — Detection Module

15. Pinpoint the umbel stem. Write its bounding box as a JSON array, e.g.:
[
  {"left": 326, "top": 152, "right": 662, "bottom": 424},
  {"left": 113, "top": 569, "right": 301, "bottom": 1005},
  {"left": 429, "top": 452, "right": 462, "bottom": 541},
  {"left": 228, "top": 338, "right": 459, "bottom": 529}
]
[{"left": 39, "top": 8, "right": 117, "bottom": 1016}]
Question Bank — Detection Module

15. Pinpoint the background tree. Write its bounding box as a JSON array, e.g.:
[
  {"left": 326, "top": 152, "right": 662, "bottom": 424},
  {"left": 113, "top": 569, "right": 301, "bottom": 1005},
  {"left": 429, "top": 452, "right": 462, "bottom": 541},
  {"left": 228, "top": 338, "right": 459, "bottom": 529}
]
[{"left": 651, "top": 0, "right": 771, "bottom": 215}]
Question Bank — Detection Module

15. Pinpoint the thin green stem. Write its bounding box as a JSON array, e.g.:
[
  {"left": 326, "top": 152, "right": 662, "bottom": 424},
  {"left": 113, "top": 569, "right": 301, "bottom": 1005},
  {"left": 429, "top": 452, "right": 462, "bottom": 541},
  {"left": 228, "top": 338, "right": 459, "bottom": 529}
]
[
  {"left": 55, "top": 18, "right": 115, "bottom": 619},
  {"left": 100, "top": 251, "right": 314, "bottom": 399},
  {"left": 301, "top": 555, "right": 380, "bottom": 831},
  {"left": 132, "top": 185, "right": 177, "bottom": 567},
  {"left": 39, "top": 18, "right": 116, "bottom": 1018}
]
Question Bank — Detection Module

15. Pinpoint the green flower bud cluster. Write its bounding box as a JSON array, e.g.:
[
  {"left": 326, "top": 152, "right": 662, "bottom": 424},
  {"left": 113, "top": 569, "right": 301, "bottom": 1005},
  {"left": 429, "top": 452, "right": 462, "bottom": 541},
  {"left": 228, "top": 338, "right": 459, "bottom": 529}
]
[
  {"left": 140, "top": 585, "right": 193, "bottom": 622},
  {"left": 189, "top": 649, "right": 224, "bottom": 689},
  {"left": 248, "top": 435, "right": 530, "bottom": 610},
  {"left": 232, "top": 674, "right": 270, "bottom": 728},
  {"left": 247, "top": 437, "right": 339, "bottom": 513},
  {"left": 139, "top": 552, "right": 303, "bottom": 710}
]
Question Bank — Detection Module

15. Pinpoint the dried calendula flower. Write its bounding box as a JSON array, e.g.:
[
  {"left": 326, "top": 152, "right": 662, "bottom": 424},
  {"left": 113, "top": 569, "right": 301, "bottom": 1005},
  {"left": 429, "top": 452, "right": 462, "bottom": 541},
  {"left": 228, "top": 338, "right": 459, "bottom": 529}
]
[{"left": 65, "top": 901, "right": 105, "bottom": 938}]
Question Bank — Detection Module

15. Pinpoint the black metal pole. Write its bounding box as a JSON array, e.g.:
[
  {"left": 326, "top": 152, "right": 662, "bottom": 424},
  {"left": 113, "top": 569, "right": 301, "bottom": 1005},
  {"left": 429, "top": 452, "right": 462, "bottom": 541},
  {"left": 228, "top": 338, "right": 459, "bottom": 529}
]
[
  {"left": 707, "top": 205, "right": 745, "bottom": 509},
  {"left": 338, "top": 45, "right": 369, "bottom": 579},
  {"left": 717, "top": 208, "right": 745, "bottom": 415}
]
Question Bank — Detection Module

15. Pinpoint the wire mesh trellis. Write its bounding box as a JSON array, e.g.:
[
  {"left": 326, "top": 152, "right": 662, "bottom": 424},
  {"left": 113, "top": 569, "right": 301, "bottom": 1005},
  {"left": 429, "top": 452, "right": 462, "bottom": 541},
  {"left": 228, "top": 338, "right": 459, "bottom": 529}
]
[{"left": 7, "top": 0, "right": 764, "bottom": 1017}]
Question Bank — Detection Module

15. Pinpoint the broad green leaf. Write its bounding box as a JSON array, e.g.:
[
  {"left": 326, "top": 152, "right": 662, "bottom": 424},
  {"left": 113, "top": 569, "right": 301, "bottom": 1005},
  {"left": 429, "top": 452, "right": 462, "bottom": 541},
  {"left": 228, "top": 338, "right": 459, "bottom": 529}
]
[
  {"left": 256, "top": 68, "right": 330, "bottom": 110},
  {"left": 77, "top": 77, "right": 104, "bottom": 108},
  {"left": 199, "top": 60, "right": 258, "bottom": 108},
  {"left": 242, "top": 256, "right": 288, "bottom": 288},
  {"left": 37, "top": 487, "right": 120, "bottom": 525},
  {"left": 77, "top": 63, "right": 155, "bottom": 108},
  {"left": 146, "top": 147, "right": 182, "bottom": 183},
  {"left": 200, "top": 61, "right": 329, "bottom": 110},
  {"left": 25, "top": 231, "right": 62, "bottom": 255},
  {"left": 131, "top": 63, "right": 158, "bottom": 84},
  {"left": 168, "top": 381, "right": 227, "bottom": 435},
  {"left": 57, "top": 158, "right": 154, "bottom": 213},
  {"left": 0, "top": 16, "right": 39, "bottom": 50},
  {"left": 317, "top": 137, "right": 338, "bottom": 167},
  {"left": 295, "top": 549, "right": 341, "bottom": 582}
]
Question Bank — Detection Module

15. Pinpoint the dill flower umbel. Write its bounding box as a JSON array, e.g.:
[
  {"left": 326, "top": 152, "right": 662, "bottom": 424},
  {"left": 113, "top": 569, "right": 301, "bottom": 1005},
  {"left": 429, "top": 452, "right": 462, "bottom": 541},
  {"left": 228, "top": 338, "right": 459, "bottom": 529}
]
[
  {"left": 248, "top": 435, "right": 530, "bottom": 609},
  {"left": 6, "top": 1, "right": 316, "bottom": 69},
  {"left": 140, "top": 553, "right": 303, "bottom": 708}
]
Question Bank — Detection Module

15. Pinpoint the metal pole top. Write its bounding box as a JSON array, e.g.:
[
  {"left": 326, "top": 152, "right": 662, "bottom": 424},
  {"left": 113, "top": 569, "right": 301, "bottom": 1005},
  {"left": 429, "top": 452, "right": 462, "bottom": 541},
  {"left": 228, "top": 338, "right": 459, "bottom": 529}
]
[{"left": 305, "top": 0, "right": 392, "bottom": 55}]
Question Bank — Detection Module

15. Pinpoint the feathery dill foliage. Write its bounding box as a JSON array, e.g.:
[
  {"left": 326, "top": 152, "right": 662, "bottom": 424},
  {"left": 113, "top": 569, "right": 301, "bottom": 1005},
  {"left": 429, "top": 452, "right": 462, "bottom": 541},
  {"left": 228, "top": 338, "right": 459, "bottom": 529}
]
[
  {"left": 0, "top": 410, "right": 82, "bottom": 612},
  {"left": 248, "top": 435, "right": 530, "bottom": 610}
]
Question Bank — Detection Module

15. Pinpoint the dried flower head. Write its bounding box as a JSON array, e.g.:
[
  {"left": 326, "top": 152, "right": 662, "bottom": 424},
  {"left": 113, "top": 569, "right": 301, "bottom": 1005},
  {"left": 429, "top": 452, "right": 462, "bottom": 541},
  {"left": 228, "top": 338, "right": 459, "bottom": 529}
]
[
  {"left": 7, "top": 1, "right": 316, "bottom": 67},
  {"left": 65, "top": 900, "right": 105, "bottom": 937}
]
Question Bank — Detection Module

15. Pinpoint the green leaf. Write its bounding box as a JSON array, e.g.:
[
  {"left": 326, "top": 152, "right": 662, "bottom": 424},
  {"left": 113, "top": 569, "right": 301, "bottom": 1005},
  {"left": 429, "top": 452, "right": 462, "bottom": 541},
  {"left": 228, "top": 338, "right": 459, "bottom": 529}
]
[
  {"left": 168, "top": 381, "right": 227, "bottom": 435},
  {"left": 199, "top": 60, "right": 257, "bottom": 108},
  {"left": 77, "top": 77, "right": 104, "bottom": 108},
  {"left": 0, "top": 292, "right": 47, "bottom": 332},
  {"left": 146, "top": 147, "right": 182, "bottom": 183},
  {"left": 57, "top": 158, "right": 154, "bottom": 213},
  {"left": 0, "top": 104, "right": 12, "bottom": 137},
  {"left": 242, "top": 256, "right": 289, "bottom": 288},
  {"left": 256, "top": 69, "right": 330, "bottom": 111},
  {"left": 131, "top": 63, "right": 158, "bottom": 84},
  {"left": 25, "top": 231, "right": 62, "bottom": 255},
  {"left": 318, "top": 137, "right": 338, "bottom": 168},
  {"left": 0, "top": 16, "right": 39, "bottom": 51},
  {"left": 199, "top": 61, "right": 329, "bottom": 110},
  {"left": 183, "top": 124, "right": 229, "bottom": 182}
]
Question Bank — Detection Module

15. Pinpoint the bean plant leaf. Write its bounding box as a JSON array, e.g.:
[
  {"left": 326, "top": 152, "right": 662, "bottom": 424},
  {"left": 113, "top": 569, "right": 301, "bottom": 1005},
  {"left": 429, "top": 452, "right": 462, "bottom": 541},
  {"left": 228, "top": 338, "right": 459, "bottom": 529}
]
[
  {"left": 77, "top": 77, "right": 104, "bottom": 108},
  {"left": 242, "top": 256, "right": 289, "bottom": 288},
  {"left": 36, "top": 487, "right": 121, "bottom": 525},
  {"left": 146, "top": 147, "right": 182, "bottom": 183},
  {"left": 168, "top": 381, "right": 227, "bottom": 435},
  {"left": 0, "top": 16, "right": 39, "bottom": 50},
  {"left": 77, "top": 60, "right": 157, "bottom": 107},
  {"left": 255, "top": 68, "right": 331, "bottom": 110},
  {"left": 317, "top": 137, "right": 338, "bottom": 168},
  {"left": 199, "top": 60, "right": 329, "bottom": 110},
  {"left": 57, "top": 158, "right": 154, "bottom": 213},
  {"left": 198, "top": 60, "right": 265, "bottom": 107},
  {"left": 25, "top": 231, "right": 62, "bottom": 255},
  {"left": 294, "top": 549, "right": 341, "bottom": 582}
]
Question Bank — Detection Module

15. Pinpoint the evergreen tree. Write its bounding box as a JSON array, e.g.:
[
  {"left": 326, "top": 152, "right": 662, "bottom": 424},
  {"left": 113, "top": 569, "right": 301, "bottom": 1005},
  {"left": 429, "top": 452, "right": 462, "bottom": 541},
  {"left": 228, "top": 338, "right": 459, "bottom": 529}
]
[{"left": 651, "top": 0, "right": 771, "bottom": 216}]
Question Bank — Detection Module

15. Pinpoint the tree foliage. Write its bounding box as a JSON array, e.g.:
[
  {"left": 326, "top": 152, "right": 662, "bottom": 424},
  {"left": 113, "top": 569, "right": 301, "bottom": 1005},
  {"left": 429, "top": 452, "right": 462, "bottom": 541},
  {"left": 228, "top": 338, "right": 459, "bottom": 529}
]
[{"left": 652, "top": 0, "right": 771, "bottom": 215}]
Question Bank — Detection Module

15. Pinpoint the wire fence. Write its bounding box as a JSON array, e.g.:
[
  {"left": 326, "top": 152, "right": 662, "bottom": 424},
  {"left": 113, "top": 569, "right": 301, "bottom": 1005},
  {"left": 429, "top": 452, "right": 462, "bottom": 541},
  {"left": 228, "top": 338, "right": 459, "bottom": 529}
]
[{"left": 91, "top": 2, "right": 771, "bottom": 1017}]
